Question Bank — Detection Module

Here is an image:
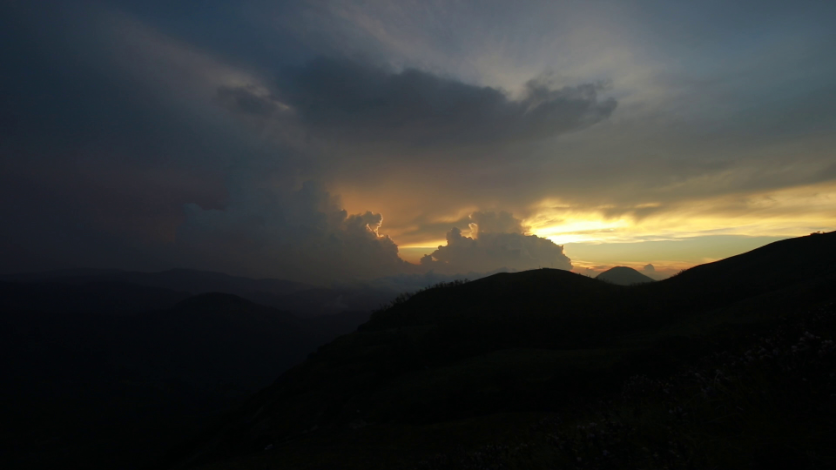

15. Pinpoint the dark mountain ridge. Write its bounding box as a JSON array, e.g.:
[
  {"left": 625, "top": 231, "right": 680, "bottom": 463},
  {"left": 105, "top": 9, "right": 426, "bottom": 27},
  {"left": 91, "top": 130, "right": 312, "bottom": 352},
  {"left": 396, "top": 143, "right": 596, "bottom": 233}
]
[
  {"left": 662, "top": 231, "right": 836, "bottom": 297},
  {"left": 171, "top": 231, "right": 836, "bottom": 469},
  {"left": 0, "top": 288, "right": 372, "bottom": 470},
  {"left": 0, "top": 268, "right": 395, "bottom": 317},
  {"left": 0, "top": 280, "right": 191, "bottom": 315},
  {"left": 0, "top": 268, "right": 306, "bottom": 300}
]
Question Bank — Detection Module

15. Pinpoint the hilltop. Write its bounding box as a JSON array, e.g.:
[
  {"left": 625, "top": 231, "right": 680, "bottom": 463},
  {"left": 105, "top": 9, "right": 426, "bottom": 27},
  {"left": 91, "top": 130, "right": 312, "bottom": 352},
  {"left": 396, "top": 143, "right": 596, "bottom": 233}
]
[{"left": 595, "top": 266, "right": 654, "bottom": 285}]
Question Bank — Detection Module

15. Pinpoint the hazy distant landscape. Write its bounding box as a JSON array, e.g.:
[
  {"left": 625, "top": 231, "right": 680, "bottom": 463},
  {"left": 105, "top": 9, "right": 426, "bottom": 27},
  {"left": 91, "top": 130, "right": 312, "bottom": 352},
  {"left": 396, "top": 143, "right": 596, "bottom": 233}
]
[{"left": 0, "top": 265, "right": 492, "bottom": 468}]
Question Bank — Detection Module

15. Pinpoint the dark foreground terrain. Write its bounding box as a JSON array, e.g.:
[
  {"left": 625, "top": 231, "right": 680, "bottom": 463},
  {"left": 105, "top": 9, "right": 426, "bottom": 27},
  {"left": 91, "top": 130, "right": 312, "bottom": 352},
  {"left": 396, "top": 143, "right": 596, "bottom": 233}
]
[
  {"left": 170, "top": 232, "right": 836, "bottom": 469},
  {"left": 3, "top": 232, "right": 835, "bottom": 469},
  {"left": 0, "top": 283, "right": 376, "bottom": 469}
]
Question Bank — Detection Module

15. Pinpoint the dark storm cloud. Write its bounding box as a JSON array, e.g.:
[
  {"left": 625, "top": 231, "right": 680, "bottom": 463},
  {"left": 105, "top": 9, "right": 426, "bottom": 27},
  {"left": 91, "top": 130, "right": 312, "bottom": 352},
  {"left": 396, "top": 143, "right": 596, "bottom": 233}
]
[
  {"left": 221, "top": 57, "right": 616, "bottom": 148},
  {"left": 7, "top": 3, "right": 595, "bottom": 280},
  {"left": 217, "top": 86, "right": 287, "bottom": 117},
  {"left": 177, "top": 178, "right": 410, "bottom": 283},
  {"left": 0, "top": 3, "right": 273, "bottom": 273},
  {"left": 3, "top": 0, "right": 835, "bottom": 280}
]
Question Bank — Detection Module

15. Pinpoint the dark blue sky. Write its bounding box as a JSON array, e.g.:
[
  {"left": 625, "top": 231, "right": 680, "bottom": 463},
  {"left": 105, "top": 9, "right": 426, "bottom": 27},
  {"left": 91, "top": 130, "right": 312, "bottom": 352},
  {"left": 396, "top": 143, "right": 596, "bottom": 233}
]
[{"left": 2, "top": 0, "right": 835, "bottom": 282}]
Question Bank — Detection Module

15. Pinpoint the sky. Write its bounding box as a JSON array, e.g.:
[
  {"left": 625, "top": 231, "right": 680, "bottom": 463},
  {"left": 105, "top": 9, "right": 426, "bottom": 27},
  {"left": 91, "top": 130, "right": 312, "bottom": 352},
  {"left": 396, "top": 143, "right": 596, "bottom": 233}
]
[{"left": 1, "top": 0, "right": 835, "bottom": 284}]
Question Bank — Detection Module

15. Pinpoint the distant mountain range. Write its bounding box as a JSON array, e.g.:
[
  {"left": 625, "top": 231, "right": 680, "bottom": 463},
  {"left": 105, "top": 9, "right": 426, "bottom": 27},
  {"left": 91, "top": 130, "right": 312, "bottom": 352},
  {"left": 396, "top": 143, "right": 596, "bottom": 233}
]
[
  {"left": 595, "top": 266, "right": 655, "bottom": 285},
  {"left": 0, "top": 277, "right": 384, "bottom": 469},
  {"left": 0, "top": 268, "right": 394, "bottom": 317},
  {"left": 169, "top": 231, "right": 836, "bottom": 469},
  {"left": 0, "top": 267, "right": 305, "bottom": 295}
]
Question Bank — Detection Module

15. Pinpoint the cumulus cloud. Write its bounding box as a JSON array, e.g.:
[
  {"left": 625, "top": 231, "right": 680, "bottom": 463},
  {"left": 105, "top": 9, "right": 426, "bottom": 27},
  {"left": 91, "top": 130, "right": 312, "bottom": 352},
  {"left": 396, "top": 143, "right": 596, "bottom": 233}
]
[
  {"left": 420, "top": 211, "right": 572, "bottom": 273},
  {"left": 219, "top": 57, "right": 616, "bottom": 149},
  {"left": 177, "top": 178, "right": 410, "bottom": 283},
  {"left": 177, "top": 184, "right": 572, "bottom": 282},
  {"left": 468, "top": 211, "right": 524, "bottom": 236}
]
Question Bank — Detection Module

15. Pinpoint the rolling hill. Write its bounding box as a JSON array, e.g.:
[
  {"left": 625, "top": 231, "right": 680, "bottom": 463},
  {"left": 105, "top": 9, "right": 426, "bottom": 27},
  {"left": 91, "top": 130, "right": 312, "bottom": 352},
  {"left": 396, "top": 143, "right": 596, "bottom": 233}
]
[
  {"left": 0, "top": 268, "right": 396, "bottom": 317},
  {"left": 170, "top": 231, "right": 836, "bottom": 470},
  {"left": 0, "top": 286, "right": 374, "bottom": 470}
]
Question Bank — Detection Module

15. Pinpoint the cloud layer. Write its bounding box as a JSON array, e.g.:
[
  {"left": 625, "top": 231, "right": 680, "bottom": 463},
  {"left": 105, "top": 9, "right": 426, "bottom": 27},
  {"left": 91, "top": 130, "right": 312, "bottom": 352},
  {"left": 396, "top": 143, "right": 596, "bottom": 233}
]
[{"left": 265, "top": 58, "right": 616, "bottom": 147}]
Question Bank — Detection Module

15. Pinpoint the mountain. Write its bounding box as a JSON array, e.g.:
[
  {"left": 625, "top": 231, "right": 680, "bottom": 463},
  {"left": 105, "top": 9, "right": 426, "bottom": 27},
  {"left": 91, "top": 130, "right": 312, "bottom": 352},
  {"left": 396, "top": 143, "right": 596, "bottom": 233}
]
[
  {"left": 0, "top": 288, "right": 371, "bottom": 470},
  {"left": 664, "top": 231, "right": 836, "bottom": 291},
  {"left": 171, "top": 232, "right": 836, "bottom": 469},
  {"left": 595, "top": 266, "right": 654, "bottom": 285},
  {"left": 0, "top": 268, "right": 307, "bottom": 300},
  {"left": 0, "top": 268, "right": 395, "bottom": 317},
  {"left": 0, "top": 280, "right": 191, "bottom": 314}
]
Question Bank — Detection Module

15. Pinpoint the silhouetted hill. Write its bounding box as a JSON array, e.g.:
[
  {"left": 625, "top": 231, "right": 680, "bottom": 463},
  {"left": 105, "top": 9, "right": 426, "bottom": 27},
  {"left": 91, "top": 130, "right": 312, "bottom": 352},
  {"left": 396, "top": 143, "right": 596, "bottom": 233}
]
[
  {"left": 171, "top": 232, "right": 836, "bottom": 469},
  {"left": 663, "top": 231, "right": 836, "bottom": 295},
  {"left": 170, "top": 292, "right": 301, "bottom": 324},
  {"left": 259, "top": 286, "right": 397, "bottom": 317},
  {"left": 0, "top": 268, "right": 395, "bottom": 317},
  {"left": 0, "top": 288, "right": 371, "bottom": 470},
  {"left": 623, "top": 232, "right": 836, "bottom": 319},
  {"left": 0, "top": 268, "right": 307, "bottom": 299},
  {"left": 0, "top": 280, "right": 190, "bottom": 314},
  {"left": 596, "top": 266, "right": 654, "bottom": 285}
]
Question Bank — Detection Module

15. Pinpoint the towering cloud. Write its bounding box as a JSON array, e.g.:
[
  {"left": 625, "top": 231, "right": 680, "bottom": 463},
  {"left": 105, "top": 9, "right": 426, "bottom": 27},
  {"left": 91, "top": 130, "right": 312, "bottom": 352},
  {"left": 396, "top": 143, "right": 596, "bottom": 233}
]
[
  {"left": 177, "top": 178, "right": 410, "bottom": 283},
  {"left": 178, "top": 181, "right": 572, "bottom": 282},
  {"left": 421, "top": 211, "right": 572, "bottom": 273}
]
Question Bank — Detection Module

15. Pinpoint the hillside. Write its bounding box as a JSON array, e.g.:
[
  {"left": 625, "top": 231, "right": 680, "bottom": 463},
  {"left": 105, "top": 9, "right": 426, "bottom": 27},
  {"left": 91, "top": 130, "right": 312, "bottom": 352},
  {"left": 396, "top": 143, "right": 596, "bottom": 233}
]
[
  {"left": 0, "top": 288, "right": 373, "bottom": 470},
  {"left": 0, "top": 268, "right": 307, "bottom": 297},
  {"left": 0, "top": 280, "right": 191, "bottom": 314},
  {"left": 595, "top": 266, "right": 654, "bottom": 285},
  {"left": 171, "top": 232, "right": 836, "bottom": 469},
  {"left": 0, "top": 268, "right": 396, "bottom": 317}
]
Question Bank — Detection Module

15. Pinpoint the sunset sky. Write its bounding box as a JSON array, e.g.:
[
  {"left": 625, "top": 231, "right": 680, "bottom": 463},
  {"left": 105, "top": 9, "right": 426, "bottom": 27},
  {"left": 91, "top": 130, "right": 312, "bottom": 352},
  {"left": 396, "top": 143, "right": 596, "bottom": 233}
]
[{"left": 2, "top": 1, "right": 835, "bottom": 283}]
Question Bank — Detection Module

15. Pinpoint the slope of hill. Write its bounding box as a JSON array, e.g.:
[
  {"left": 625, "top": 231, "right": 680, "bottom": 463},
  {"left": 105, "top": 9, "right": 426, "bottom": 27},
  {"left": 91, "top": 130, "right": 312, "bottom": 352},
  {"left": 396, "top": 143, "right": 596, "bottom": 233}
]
[
  {"left": 0, "top": 268, "right": 307, "bottom": 301},
  {"left": 595, "top": 266, "right": 654, "bottom": 285},
  {"left": 0, "top": 268, "right": 396, "bottom": 317},
  {"left": 0, "top": 289, "right": 371, "bottom": 470},
  {"left": 0, "top": 280, "right": 191, "bottom": 314},
  {"left": 172, "top": 232, "right": 836, "bottom": 469}
]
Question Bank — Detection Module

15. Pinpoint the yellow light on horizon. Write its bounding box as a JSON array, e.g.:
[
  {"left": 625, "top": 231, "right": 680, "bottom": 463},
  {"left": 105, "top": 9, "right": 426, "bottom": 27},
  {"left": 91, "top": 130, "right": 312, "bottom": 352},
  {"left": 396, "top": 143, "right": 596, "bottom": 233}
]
[
  {"left": 528, "top": 218, "right": 630, "bottom": 244},
  {"left": 525, "top": 181, "right": 836, "bottom": 247}
]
